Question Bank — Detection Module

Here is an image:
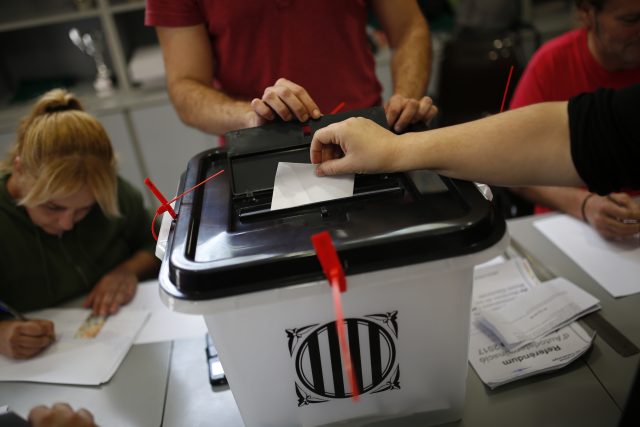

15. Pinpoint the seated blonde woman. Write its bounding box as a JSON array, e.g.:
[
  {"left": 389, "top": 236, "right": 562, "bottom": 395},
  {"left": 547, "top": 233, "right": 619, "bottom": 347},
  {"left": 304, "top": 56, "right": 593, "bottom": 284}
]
[{"left": 0, "top": 89, "right": 159, "bottom": 359}]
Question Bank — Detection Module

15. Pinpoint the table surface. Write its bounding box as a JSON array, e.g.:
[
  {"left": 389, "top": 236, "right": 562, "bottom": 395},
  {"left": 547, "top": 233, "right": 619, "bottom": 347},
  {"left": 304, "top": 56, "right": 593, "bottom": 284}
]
[
  {"left": 0, "top": 342, "right": 171, "bottom": 427},
  {"left": 1, "top": 214, "right": 637, "bottom": 427}
]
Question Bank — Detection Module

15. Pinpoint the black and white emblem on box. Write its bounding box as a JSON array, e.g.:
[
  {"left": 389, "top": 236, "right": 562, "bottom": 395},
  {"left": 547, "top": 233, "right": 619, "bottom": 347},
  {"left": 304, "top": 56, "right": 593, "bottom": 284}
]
[{"left": 286, "top": 311, "right": 400, "bottom": 406}]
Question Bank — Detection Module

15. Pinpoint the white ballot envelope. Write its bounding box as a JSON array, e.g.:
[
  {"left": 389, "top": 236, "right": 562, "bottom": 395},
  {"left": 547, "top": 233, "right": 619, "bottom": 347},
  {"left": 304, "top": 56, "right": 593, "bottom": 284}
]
[{"left": 271, "top": 162, "right": 354, "bottom": 210}]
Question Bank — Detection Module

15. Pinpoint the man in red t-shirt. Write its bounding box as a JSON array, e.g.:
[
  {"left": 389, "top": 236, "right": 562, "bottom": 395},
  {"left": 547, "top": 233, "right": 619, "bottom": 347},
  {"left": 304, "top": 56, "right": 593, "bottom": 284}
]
[
  {"left": 509, "top": 0, "right": 640, "bottom": 239},
  {"left": 145, "top": 0, "right": 437, "bottom": 136}
]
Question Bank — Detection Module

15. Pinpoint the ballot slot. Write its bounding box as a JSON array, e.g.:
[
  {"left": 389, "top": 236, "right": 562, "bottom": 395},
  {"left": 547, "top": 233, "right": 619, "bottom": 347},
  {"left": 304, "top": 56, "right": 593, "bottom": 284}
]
[
  {"left": 235, "top": 176, "right": 406, "bottom": 222},
  {"left": 228, "top": 144, "right": 402, "bottom": 218},
  {"left": 229, "top": 145, "right": 464, "bottom": 223}
]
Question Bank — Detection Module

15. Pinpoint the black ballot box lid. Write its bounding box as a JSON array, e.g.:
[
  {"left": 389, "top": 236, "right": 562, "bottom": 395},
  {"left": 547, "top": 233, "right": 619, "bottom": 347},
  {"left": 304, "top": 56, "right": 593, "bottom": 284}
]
[{"left": 160, "top": 107, "right": 506, "bottom": 300}]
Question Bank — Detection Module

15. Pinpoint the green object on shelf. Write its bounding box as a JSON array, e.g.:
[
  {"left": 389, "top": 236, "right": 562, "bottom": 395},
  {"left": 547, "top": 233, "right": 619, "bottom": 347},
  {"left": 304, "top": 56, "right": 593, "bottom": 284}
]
[{"left": 9, "top": 77, "right": 77, "bottom": 104}]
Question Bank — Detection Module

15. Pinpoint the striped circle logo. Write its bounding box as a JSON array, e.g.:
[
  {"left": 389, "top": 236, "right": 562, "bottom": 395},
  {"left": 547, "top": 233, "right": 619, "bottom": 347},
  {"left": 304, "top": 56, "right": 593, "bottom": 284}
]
[{"left": 287, "top": 311, "right": 399, "bottom": 405}]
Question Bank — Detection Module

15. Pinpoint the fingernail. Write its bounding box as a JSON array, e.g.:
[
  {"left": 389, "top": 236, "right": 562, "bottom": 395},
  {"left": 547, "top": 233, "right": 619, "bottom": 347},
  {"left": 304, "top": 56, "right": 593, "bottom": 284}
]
[
  {"left": 302, "top": 114, "right": 309, "bottom": 122},
  {"left": 312, "top": 109, "right": 321, "bottom": 118}
]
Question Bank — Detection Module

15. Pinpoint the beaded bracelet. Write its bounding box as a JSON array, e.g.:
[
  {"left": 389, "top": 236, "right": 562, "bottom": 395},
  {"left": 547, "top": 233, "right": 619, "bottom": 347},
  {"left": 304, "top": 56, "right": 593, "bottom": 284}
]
[{"left": 581, "top": 193, "right": 595, "bottom": 223}]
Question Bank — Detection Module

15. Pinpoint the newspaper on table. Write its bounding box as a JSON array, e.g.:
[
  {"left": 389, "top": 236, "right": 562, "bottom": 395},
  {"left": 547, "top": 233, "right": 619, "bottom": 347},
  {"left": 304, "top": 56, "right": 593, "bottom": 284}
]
[
  {"left": 478, "top": 276, "right": 600, "bottom": 351},
  {"left": 469, "top": 257, "right": 595, "bottom": 389}
]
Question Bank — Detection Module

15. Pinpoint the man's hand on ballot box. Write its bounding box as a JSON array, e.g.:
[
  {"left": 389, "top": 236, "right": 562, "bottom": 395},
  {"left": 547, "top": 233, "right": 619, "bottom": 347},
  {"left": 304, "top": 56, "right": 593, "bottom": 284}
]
[
  {"left": 250, "top": 78, "right": 322, "bottom": 125},
  {"left": 249, "top": 78, "right": 438, "bottom": 134},
  {"left": 385, "top": 93, "right": 438, "bottom": 132}
]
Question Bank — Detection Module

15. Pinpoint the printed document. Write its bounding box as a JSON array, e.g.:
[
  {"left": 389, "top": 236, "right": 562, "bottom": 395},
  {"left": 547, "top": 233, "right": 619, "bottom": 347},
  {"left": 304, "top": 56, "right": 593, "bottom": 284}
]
[
  {"left": 469, "top": 258, "right": 594, "bottom": 389},
  {"left": 0, "top": 308, "right": 148, "bottom": 385},
  {"left": 479, "top": 277, "right": 600, "bottom": 351}
]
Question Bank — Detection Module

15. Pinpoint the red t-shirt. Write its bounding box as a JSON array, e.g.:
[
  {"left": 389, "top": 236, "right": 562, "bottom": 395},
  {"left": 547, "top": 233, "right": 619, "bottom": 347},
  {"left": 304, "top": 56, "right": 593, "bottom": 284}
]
[
  {"left": 510, "top": 28, "right": 640, "bottom": 213},
  {"left": 145, "top": 0, "right": 382, "bottom": 114}
]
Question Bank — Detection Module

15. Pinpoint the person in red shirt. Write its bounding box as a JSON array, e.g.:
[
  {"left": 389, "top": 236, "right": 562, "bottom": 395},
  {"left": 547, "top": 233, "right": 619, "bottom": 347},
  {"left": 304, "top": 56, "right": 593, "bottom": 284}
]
[
  {"left": 509, "top": 0, "right": 640, "bottom": 239},
  {"left": 145, "top": 0, "right": 437, "bottom": 136}
]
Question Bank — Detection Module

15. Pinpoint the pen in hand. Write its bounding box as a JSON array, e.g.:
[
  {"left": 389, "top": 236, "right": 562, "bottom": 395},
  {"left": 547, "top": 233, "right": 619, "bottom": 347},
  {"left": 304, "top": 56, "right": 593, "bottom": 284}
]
[
  {"left": 0, "top": 300, "right": 56, "bottom": 359},
  {"left": 0, "top": 299, "right": 28, "bottom": 321}
]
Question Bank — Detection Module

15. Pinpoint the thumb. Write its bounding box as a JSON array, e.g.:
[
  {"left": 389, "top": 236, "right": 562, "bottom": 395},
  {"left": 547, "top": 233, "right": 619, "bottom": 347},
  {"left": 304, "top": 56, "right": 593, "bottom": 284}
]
[
  {"left": 316, "top": 158, "right": 350, "bottom": 177},
  {"left": 34, "top": 320, "right": 55, "bottom": 337}
]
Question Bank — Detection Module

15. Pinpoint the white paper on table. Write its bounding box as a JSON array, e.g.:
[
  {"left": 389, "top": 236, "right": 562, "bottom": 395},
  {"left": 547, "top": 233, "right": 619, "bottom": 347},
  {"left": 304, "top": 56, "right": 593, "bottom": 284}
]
[
  {"left": 0, "top": 308, "right": 149, "bottom": 385},
  {"left": 469, "top": 258, "right": 594, "bottom": 389},
  {"left": 479, "top": 277, "right": 600, "bottom": 351},
  {"left": 271, "top": 162, "right": 354, "bottom": 210},
  {"left": 474, "top": 255, "right": 507, "bottom": 271},
  {"left": 534, "top": 215, "right": 640, "bottom": 297},
  {"left": 129, "top": 280, "right": 207, "bottom": 344}
]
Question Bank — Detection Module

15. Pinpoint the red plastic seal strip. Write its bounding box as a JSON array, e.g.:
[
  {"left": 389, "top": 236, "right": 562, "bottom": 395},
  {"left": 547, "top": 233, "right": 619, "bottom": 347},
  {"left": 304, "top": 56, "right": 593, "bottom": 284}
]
[
  {"left": 144, "top": 169, "right": 225, "bottom": 241},
  {"left": 311, "top": 231, "right": 359, "bottom": 401},
  {"left": 500, "top": 65, "right": 515, "bottom": 113},
  {"left": 330, "top": 101, "right": 346, "bottom": 115}
]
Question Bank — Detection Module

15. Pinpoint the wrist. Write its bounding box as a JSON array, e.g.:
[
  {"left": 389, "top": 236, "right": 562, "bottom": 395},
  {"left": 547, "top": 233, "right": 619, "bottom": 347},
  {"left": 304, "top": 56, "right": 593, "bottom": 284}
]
[
  {"left": 581, "top": 193, "right": 596, "bottom": 223},
  {"left": 111, "top": 262, "right": 138, "bottom": 279},
  {"left": 388, "top": 133, "right": 410, "bottom": 172},
  {"left": 236, "top": 101, "right": 258, "bottom": 128}
]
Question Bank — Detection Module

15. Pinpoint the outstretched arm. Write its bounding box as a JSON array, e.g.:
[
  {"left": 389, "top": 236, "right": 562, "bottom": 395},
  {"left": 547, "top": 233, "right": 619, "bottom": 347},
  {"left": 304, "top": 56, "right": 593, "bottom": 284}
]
[{"left": 311, "top": 101, "right": 582, "bottom": 187}]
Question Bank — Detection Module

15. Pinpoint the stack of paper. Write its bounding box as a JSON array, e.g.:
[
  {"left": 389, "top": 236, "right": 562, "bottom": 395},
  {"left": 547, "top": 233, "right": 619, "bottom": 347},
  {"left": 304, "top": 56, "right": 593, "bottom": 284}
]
[
  {"left": 478, "top": 277, "right": 600, "bottom": 351},
  {"left": 469, "top": 258, "right": 595, "bottom": 389},
  {"left": 0, "top": 308, "right": 148, "bottom": 386}
]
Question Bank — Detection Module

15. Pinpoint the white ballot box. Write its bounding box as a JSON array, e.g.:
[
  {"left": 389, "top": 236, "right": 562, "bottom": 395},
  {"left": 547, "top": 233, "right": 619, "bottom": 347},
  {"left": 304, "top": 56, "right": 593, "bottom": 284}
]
[{"left": 159, "top": 107, "right": 508, "bottom": 427}]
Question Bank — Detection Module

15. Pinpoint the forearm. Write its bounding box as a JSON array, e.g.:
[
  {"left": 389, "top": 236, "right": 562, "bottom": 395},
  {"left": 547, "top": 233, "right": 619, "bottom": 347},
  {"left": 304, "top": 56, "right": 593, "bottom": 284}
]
[
  {"left": 394, "top": 102, "right": 583, "bottom": 186},
  {"left": 374, "top": 0, "right": 430, "bottom": 98},
  {"left": 157, "top": 25, "right": 255, "bottom": 135},
  {"left": 511, "top": 186, "right": 589, "bottom": 218},
  {"left": 168, "top": 78, "right": 254, "bottom": 135},
  {"left": 112, "top": 250, "right": 160, "bottom": 282},
  {"left": 390, "top": 19, "right": 430, "bottom": 98}
]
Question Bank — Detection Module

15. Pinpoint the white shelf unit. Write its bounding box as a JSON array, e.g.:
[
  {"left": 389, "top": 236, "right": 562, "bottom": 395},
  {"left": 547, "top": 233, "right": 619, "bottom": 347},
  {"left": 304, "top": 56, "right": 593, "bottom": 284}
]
[{"left": 0, "top": 0, "right": 217, "bottom": 208}]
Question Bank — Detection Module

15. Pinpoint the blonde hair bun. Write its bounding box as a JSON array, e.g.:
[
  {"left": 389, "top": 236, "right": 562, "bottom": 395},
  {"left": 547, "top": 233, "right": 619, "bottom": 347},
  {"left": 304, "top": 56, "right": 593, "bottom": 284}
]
[{"left": 2, "top": 88, "right": 120, "bottom": 217}]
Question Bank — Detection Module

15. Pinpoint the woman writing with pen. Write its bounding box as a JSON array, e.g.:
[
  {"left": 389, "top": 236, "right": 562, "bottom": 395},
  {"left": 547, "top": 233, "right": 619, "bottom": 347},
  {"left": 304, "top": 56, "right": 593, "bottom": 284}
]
[{"left": 0, "top": 89, "right": 159, "bottom": 359}]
